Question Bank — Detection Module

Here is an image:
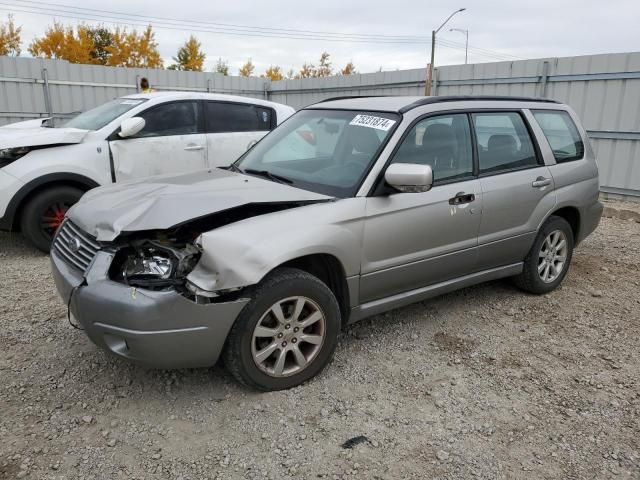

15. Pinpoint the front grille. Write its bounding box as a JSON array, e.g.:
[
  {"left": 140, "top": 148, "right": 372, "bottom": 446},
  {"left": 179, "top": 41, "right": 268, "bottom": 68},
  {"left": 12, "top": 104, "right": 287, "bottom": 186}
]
[{"left": 53, "top": 220, "right": 101, "bottom": 273}]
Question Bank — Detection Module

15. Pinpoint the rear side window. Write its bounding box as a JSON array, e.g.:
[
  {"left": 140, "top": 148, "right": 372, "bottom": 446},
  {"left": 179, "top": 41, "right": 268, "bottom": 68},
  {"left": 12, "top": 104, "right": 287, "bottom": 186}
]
[
  {"left": 205, "top": 102, "right": 273, "bottom": 133},
  {"left": 532, "top": 110, "right": 584, "bottom": 163},
  {"left": 472, "top": 112, "right": 538, "bottom": 174},
  {"left": 391, "top": 113, "right": 474, "bottom": 183}
]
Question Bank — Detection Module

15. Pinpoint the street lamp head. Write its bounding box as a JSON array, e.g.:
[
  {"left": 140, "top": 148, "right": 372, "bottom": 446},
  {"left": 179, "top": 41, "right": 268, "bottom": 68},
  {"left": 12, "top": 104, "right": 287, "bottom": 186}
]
[{"left": 459, "top": 8, "right": 466, "bottom": 11}]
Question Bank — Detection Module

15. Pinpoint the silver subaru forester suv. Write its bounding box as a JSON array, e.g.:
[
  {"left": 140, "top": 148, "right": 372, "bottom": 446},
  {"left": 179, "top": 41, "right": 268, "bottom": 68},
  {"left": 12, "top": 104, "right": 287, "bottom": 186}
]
[{"left": 51, "top": 95, "right": 603, "bottom": 391}]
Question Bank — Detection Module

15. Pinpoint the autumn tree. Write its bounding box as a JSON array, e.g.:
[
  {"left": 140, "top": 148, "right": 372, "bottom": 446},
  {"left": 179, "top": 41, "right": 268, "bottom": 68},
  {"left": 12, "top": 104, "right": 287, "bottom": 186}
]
[
  {"left": 215, "top": 57, "right": 229, "bottom": 75},
  {"left": 238, "top": 58, "right": 255, "bottom": 77},
  {"left": 0, "top": 14, "right": 21, "bottom": 56},
  {"left": 341, "top": 61, "right": 356, "bottom": 75},
  {"left": 167, "top": 36, "right": 205, "bottom": 71},
  {"left": 262, "top": 65, "right": 284, "bottom": 81},
  {"left": 315, "top": 51, "right": 332, "bottom": 77},
  {"left": 296, "top": 62, "right": 314, "bottom": 79},
  {"left": 29, "top": 22, "right": 95, "bottom": 64},
  {"left": 106, "top": 26, "right": 162, "bottom": 68}
]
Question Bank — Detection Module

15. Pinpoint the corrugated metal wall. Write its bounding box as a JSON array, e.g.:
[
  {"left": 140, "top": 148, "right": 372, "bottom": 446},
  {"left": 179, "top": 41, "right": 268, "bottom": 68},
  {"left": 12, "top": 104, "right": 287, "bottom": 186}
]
[
  {"left": 0, "top": 56, "right": 266, "bottom": 125},
  {"left": 1, "top": 53, "right": 639, "bottom": 197}
]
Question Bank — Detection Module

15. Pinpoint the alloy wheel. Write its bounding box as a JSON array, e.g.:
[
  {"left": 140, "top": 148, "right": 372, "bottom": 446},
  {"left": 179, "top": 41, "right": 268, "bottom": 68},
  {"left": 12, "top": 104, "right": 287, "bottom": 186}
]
[
  {"left": 251, "top": 296, "right": 326, "bottom": 377},
  {"left": 538, "top": 229, "right": 568, "bottom": 283}
]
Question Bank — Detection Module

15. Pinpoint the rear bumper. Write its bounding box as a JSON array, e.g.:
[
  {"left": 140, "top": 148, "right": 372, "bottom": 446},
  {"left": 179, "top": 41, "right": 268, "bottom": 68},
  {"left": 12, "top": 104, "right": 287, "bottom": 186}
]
[{"left": 51, "top": 249, "right": 249, "bottom": 369}]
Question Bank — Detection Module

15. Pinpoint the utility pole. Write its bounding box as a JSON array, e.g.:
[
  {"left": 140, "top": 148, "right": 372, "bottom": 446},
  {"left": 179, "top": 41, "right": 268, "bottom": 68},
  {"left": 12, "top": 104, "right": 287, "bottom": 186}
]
[
  {"left": 450, "top": 28, "right": 469, "bottom": 64},
  {"left": 425, "top": 8, "right": 466, "bottom": 96}
]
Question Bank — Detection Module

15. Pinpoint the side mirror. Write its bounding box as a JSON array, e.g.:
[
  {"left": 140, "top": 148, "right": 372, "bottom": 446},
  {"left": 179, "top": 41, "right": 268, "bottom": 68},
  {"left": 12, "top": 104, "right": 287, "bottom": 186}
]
[
  {"left": 118, "top": 117, "right": 145, "bottom": 138},
  {"left": 384, "top": 163, "right": 433, "bottom": 193}
]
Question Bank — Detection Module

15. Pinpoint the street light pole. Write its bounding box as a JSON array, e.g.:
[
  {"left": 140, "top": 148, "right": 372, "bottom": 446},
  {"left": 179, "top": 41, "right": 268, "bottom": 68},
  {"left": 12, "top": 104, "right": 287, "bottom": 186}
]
[
  {"left": 450, "top": 28, "right": 469, "bottom": 64},
  {"left": 425, "top": 7, "right": 466, "bottom": 96}
]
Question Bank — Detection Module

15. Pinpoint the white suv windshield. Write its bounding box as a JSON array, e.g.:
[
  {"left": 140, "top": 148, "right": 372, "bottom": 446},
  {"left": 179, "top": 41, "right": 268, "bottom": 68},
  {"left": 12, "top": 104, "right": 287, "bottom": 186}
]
[
  {"left": 236, "top": 109, "right": 399, "bottom": 197},
  {"left": 62, "top": 98, "right": 147, "bottom": 131}
]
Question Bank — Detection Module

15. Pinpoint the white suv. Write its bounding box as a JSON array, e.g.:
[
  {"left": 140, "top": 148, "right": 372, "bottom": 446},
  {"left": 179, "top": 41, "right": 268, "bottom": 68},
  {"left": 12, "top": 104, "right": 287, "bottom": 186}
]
[{"left": 0, "top": 92, "right": 294, "bottom": 251}]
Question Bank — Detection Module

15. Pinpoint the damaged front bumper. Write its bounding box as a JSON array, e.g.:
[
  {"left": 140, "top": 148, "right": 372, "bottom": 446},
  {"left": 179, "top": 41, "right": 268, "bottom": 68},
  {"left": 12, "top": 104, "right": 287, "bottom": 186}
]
[{"left": 50, "top": 248, "right": 249, "bottom": 369}]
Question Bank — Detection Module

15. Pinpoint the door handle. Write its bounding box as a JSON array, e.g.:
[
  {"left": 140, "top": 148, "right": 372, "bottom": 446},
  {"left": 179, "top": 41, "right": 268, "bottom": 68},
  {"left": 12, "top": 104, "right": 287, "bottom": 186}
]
[
  {"left": 184, "top": 145, "right": 204, "bottom": 151},
  {"left": 532, "top": 176, "right": 552, "bottom": 188},
  {"left": 448, "top": 192, "right": 476, "bottom": 205}
]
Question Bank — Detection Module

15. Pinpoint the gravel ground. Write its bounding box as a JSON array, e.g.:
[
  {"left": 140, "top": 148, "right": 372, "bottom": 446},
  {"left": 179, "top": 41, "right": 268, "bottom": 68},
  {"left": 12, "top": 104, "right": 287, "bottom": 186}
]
[{"left": 1, "top": 210, "right": 639, "bottom": 480}]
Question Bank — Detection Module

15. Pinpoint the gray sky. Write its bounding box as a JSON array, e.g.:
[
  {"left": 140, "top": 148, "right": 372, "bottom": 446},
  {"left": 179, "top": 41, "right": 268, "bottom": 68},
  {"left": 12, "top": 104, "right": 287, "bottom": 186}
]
[{"left": 3, "top": 0, "right": 639, "bottom": 74}]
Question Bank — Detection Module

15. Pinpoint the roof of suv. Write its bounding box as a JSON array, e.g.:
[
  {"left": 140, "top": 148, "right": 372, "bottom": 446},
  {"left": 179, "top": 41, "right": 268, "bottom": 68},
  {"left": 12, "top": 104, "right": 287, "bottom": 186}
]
[{"left": 307, "top": 95, "right": 559, "bottom": 113}]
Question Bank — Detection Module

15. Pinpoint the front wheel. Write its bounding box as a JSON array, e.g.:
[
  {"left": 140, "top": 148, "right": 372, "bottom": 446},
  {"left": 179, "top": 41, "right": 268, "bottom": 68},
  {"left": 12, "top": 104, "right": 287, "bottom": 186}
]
[
  {"left": 223, "top": 268, "right": 341, "bottom": 391},
  {"left": 20, "top": 186, "right": 84, "bottom": 253},
  {"left": 513, "top": 215, "right": 574, "bottom": 294}
]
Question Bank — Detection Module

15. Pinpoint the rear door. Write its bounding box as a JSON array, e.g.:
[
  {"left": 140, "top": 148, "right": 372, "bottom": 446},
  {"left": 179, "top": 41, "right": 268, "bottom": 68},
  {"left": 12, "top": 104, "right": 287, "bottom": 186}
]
[
  {"left": 109, "top": 100, "right": 207, "bottom": 181},
  {"left": 472, "top": 111, "right": 556, "bottom": 270},
  {"left": 204, "top": 101, "right": 274, "bottom": 167},
  {"left": 360, "top": 113, "right": 482, "bottom": 303}
]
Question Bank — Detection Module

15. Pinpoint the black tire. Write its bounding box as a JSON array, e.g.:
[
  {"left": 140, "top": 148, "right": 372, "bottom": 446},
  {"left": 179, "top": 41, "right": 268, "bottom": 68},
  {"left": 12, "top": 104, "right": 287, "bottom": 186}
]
[
  {"left": 223, "top": 268, "right": 341, "bottom": 391},
  {"left": 20, "top": 186, "right": 84, "bottom": 253},
  {"left": 513, "top": 215, "right": 574, "bottom": 294}
]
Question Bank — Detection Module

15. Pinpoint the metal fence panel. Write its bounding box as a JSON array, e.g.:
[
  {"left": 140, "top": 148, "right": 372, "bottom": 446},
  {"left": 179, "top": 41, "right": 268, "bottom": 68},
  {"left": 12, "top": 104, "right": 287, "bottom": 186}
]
[{"left": 1, "top": 53, "right": 638, "bottom": 198}]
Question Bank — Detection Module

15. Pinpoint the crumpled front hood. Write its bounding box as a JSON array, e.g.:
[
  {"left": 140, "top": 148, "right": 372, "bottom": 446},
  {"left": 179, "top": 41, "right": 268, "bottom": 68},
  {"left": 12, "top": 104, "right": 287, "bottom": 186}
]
[
  {"left": 68, "top": 168, "right": 333, "bottom": 241},
  {"left": 0, "top": 119, "right": 88, "bottom": 148}
]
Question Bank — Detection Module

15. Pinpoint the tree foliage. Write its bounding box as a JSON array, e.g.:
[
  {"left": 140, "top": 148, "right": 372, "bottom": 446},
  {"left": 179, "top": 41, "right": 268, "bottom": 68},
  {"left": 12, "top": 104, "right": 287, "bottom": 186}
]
[
  {"left": 106, "top": 26, "right": 162, "bottom": 68},
  {"left": 86, "top": 27, "right": 113, "bottom": 65},
  {"left": 341, "top": 61, "right": 357, "bottom": 75},
  {"left": 297, "top": 62, "right": 314, "bottom": 79},
  {"left": 29, "top": 23, "right": 162, "bottom": 68},
  {"left": 29, "top": 22, "right": 95, "bottom": 64},
  {"left": 262, "top": 65, "right": 284, "bottom": 81},
  {"left": 315, "top": 51, "right": 332, "bottom": 77},
  {"left": 215, "top": 57, "right": 229, "bottom": 75},
  {"left": 169, "top": 35, "right": 205, "bottom": 71},
  {"left": 0, "top": 14, "right": 21, "bottom": 56},
  {"left": 238, "top": 58, "right": 255, "bottom": 77}
]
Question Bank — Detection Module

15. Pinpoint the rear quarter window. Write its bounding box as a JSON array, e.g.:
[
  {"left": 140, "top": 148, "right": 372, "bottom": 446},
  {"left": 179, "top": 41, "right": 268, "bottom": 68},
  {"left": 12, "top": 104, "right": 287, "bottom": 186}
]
[{"left": 532, "top": 110, "right": 585, "bottom": 163}]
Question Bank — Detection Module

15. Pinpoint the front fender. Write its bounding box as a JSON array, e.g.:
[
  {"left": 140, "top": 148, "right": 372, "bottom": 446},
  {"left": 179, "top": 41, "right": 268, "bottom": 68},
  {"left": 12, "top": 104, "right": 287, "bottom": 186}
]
[{"left": 186, "top": 198, "right": 365, "bottom": 293}]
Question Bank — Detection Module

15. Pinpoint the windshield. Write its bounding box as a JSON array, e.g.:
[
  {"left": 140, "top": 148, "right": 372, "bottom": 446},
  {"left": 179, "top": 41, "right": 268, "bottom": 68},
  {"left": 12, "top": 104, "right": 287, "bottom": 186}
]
[
  {"left": 235, "top": 109, "right": 400, "bottom": 197},
  {"left": 62, "top": 98, "right": 147, "bottom": 131}
]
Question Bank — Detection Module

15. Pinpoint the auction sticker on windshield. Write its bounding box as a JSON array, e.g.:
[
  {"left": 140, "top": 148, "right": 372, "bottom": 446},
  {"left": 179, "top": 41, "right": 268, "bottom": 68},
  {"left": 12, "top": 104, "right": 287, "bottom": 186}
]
[{"left": 349, "top": 115, "right": 396, "bottom": 131}]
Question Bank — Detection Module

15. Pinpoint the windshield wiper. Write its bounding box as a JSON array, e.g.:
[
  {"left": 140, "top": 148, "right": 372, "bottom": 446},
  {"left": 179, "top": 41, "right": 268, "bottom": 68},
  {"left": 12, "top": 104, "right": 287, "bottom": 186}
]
[
  {"left": 225, "top": 163, "right": 243, "bottom": 173},
  {"left": 243, "top": 168, "right": 293, "bottom": 184}
]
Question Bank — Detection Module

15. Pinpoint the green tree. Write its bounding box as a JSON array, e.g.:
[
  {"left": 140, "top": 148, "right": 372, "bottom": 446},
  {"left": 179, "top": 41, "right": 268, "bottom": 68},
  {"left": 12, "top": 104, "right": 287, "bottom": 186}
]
[
  {"left": 215, "top": 57, "right": 229, "bottom": 75},
  {"left": 169, "top": 35, "right": 205, "bottom": 71},
  {"left": 86, "top": 26, "right": 113, "bottom": 65}
]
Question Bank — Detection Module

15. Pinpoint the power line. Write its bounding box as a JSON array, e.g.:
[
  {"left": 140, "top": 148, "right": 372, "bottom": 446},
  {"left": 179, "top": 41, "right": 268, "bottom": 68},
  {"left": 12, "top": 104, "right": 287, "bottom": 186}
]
[{"left": 1, "top": 1, "right": 523, "bottom": 61}]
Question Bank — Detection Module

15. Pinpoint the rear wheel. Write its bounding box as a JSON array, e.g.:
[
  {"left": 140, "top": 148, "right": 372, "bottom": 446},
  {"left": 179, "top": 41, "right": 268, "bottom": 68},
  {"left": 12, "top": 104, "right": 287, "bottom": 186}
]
[
  {"left": 20, "top": 186, "right": 84, "bottom": 252},
  {"left": 513, "top": 215, "right": 574, "bottom": 294},
  {"left": 223, "top": 268, "right": 341, "bottom": 391}
]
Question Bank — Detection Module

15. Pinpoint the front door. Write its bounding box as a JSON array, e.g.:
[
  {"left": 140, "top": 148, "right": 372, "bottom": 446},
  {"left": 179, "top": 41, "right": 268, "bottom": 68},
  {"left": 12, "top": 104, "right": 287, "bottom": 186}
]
[
  {"left": 110, "top": 100, "right": 207, "bottom": 181},
  {"left": 360, "top": 113, "right": 482, "bottom": 303}
]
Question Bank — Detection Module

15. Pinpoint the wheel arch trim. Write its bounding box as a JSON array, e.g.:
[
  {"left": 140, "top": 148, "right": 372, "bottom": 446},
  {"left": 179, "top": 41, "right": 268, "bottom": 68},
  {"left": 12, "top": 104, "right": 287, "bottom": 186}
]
[{"left": 1, "top": 172, "right": 100, "bottom": 231}]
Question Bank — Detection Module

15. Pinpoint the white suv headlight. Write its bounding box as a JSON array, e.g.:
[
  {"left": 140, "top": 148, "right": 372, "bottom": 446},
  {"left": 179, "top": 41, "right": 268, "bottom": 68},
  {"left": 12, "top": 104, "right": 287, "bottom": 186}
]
[{"left": 0, "top": 146, "right": 31, "bottom": 167}]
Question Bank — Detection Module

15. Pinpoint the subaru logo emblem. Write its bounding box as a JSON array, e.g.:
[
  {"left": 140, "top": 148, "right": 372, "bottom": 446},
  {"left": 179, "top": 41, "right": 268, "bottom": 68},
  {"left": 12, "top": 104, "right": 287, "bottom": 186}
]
[{"left": 67, "top": 236, "right": 81, "bottom": 253}]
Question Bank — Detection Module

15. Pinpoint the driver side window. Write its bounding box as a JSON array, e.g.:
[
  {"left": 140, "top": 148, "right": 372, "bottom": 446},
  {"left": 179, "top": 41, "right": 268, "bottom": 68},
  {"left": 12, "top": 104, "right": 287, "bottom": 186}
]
[
  {"left": 391, "top": 113, "right": 474, "bottom": 184},
  {"left": 136, "top": 101, "right": 200, "bottom": 138}
]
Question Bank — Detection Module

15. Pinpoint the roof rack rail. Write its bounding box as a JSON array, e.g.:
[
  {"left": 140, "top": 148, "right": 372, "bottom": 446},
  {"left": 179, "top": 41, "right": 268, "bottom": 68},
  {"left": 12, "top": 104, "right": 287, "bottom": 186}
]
[
  {"left": 399, "top": 95, "right": 559, "bottom": 113},
  {"left": 316, "top": 95, "right": 384, "bottom": 104}
]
